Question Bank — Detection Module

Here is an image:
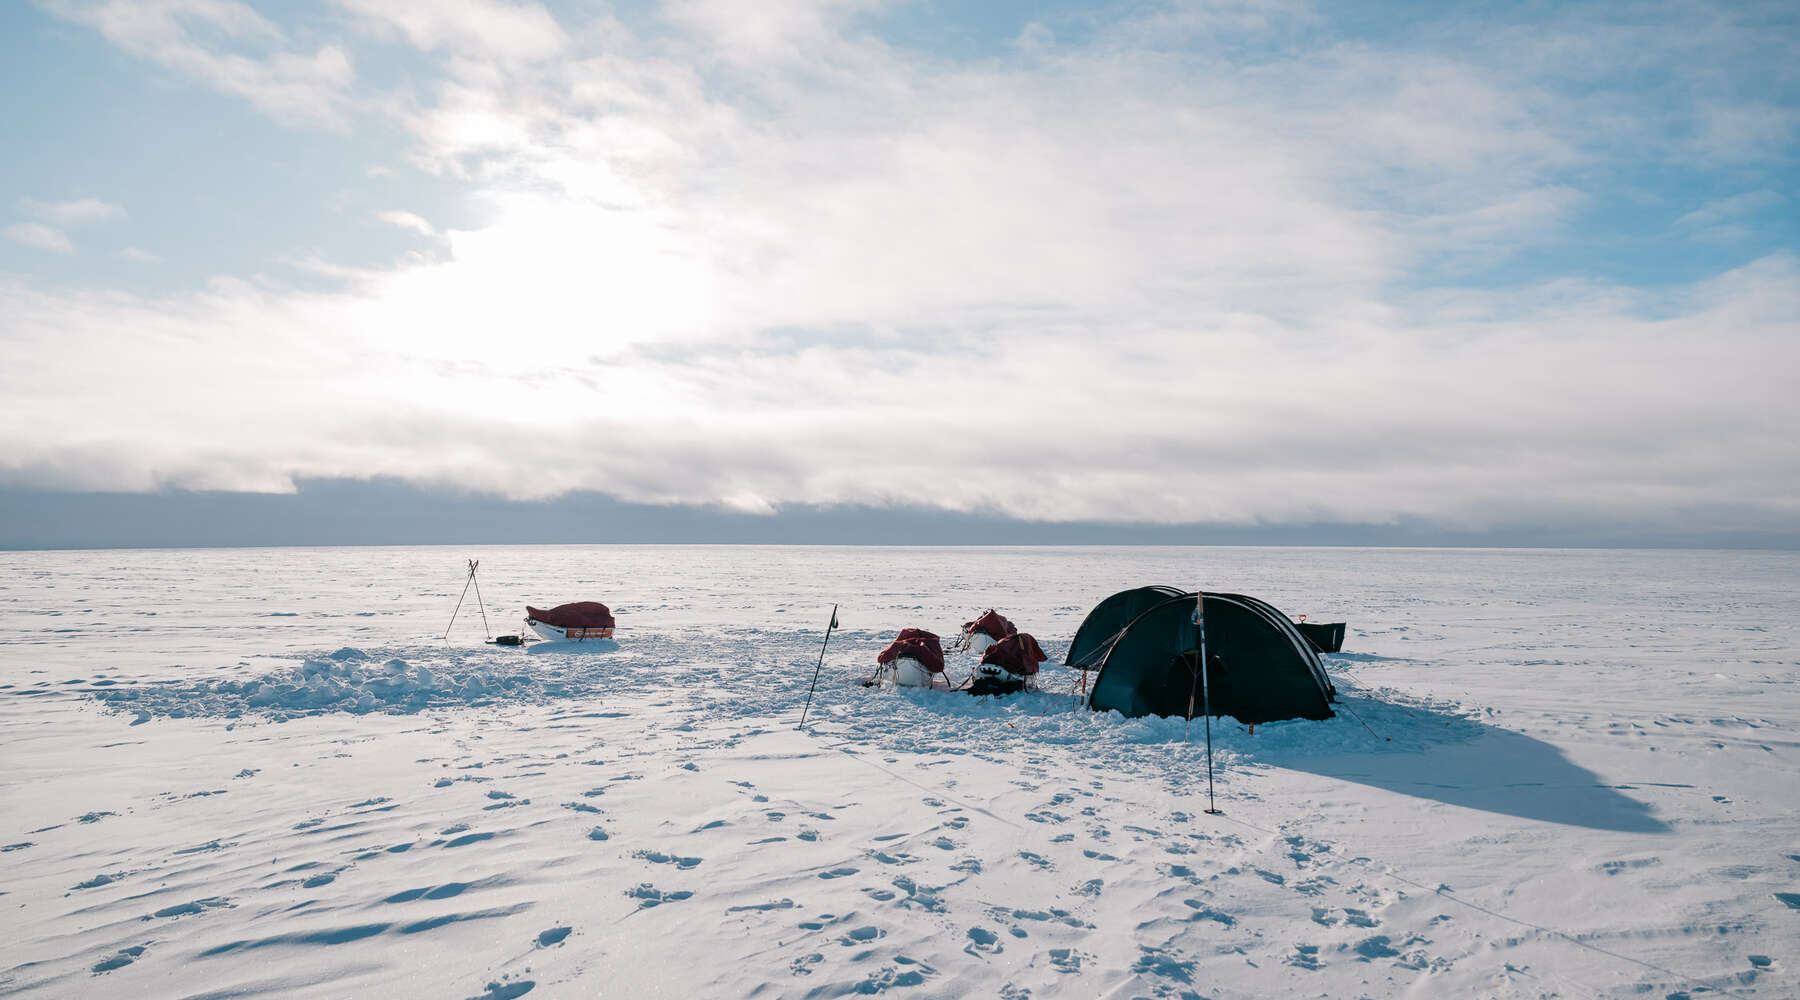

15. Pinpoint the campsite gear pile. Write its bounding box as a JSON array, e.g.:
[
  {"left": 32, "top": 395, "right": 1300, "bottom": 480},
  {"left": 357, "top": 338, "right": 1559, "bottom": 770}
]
[
  {"left": 872, "top": 610, "right": 1051, "bottom": 696},
  {"left": 443, "top": 557, "right": 1349, "bottom": 728}
]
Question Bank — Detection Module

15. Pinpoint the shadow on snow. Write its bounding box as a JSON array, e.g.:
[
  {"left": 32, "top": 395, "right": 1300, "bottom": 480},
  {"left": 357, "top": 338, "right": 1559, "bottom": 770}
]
[{"left": 1264, "top": 692, "right": 1670, "bottom": 834}]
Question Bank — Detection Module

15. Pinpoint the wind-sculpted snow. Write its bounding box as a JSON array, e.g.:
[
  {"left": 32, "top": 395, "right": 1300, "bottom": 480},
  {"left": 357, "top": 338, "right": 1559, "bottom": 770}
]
[{"left": 3, "top": 544, "right": 1798, "bottom": 999}]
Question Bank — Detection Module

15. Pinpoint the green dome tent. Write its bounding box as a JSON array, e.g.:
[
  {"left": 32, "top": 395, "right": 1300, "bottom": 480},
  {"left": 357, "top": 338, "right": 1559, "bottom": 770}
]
[
  {"left": 1083, "top": 590, "right": 1336, "bottom": 725},
  {"left": 1065, "top": 585, "right": 1186, "bottom": 669}
]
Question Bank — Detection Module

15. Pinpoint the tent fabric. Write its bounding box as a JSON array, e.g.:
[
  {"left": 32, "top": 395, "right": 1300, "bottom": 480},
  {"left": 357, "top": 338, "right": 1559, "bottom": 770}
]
[
  {"left": 1210, "top": 593, "right": 1335, "bottom": 700},
  {"left": 526, "top": 602, "right": 615, "bottom": 629},
  {"left": 1065, "top": 585, "right": 1186, "bottom": 668},
  {"left": 1087, "top": 592, "right": 1334, "bottom": 725},
  {"left": 1296, "top": 621, "right": 1346, "bottom": 653},
  {"left": 963, "top": 610, "right": 1017, "bottom": 640},
  {"left": 979, "top": 632, "right": 1047, "bottom": 676},
  {"left": 877, "top": 628, "right": 946, "bottom": 674}
]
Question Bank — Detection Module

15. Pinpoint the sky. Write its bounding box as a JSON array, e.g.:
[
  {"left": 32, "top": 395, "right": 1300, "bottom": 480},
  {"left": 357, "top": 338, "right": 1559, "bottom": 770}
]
[{"left": 1, "top": 0, "right": 1796, "bottom": 547}]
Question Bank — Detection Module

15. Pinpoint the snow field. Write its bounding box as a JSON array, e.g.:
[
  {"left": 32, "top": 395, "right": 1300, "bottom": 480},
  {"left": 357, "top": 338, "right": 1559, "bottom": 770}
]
[{"left": 1, "top": 544, "right": 1797, "bottom": 998}]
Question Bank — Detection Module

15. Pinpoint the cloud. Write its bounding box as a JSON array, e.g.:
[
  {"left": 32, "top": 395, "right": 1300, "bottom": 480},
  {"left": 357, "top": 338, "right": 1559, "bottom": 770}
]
[
  {"left": 43, "top": 0, "right": 356, "bottom": 126},
  {"left": 1675, "top": 190, "right": 1787, "bottom": 243},
  {"left": 4, "top": 223, "right": 74, "bottom": 254},
  {"left": 374, "top": 209, "right": 437, "bottom": 236},
  {"left": 332, "top": 0, "right": 565, "bottom": 64},
  {"left": 2, "top": 250, "right": 1795, "bottom": 534},
  {"left": 11, "top": 0, "right": 1799, "bottom": 538},
  {"left": 121, "top": 246, "right": 163, "bottom": 263},
  {"left": 19, "top": 197, "right": 126, "bottom": 227}
]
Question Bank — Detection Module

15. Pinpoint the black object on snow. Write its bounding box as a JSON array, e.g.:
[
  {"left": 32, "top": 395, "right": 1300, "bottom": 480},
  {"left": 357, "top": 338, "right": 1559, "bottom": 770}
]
[
  {"left": 1295, "top": 621, "right": 1346, "bottom": 654},
  {"left": 1082, "top": 590, "right": 1335, "bottom": 725}
]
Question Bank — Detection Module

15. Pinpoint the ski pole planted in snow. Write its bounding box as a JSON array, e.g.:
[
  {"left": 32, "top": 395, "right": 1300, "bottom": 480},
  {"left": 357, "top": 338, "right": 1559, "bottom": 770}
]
[
  {"left": 797, "top": 604, "right": 839, "bottom": 730},
  {"left": 1197, "top": 592, "right": 1221, "bottom": 815}
]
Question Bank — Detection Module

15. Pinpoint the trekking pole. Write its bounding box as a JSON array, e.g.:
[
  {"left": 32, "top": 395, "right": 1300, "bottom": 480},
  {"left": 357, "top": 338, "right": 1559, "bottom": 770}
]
[
  {"left": 468, "top": 559, "right": 492, "bottom": 640},
  {"left": 798, "top": 604, "right": 838, "bottom": 730},
  {"left": 444, "top": 561, "right": 477, "bottom": 641},
  {"left": 1198, "top": 592, "right": 1221, "bottom": 815}
]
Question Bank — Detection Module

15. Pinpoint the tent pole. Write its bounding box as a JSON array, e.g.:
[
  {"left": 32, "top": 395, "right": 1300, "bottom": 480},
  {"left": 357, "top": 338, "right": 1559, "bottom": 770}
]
[
  {"left": 798, "top": 604, "right": 838, "bottom": 730},
  {"left": 1199, "top": 592, "right": 1221, "bottom": 815}
]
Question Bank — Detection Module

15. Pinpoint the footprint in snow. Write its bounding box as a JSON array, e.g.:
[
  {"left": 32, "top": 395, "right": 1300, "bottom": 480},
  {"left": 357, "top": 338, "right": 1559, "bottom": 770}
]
[
  {"left": 726, "top": 899, "right": 795, "bottom": 912},
  {"left": 1352, "top": 935, "right": 1400, "bottom": 960},
  {"left": 465, "top": 981, "right": 535, "bottom": 1000},
  {"left": 790, "top": 952, "right": 823, "bottom": 976},
  {"left": 851, "top": 966, "right": 928, "bottom": 993},
  {"left": 965, "top": 927, "right": 1002, "bottom": 955},
  {"left": 73, "top": 872, "right": 126, "bottom": 890},
  {"left": 1132, "top": 945, "right": 1196, "bottom": 983},
  {"left": 442, "top": 831, "right": 495, "bottom": 848},
  {"left": 818, "top": 866, "right": 859, "bottom": 879},
  {"left": 635, "top": 850, "right": 703, "bottom": 870},
  {"left": 535, "top": 926, "right": 572, "bottom": 947},
  {"left": 92, "top": 945, "right": 148, "bottom": 974},
  {"left": 1286, "top": 944, "right": 1324, "bottom": 970},
  {"left": 797, "top": 912, "right": 843, "bottom": 930},
  {"left": 1183, "top": 900, "right": 1234, "bottom": 926},
  {"left": 625, "top": 884, "right": 692, "bottom": 909},
  {"left": 147, "top": 897, "right": 231, "bottom": 919},
  {"left": 838, "top": 925, "right": 884, "bottom": 946}
]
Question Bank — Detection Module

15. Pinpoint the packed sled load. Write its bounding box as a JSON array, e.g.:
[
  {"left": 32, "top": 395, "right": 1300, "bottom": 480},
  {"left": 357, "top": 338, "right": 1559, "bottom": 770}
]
[
  {"left": 970, "top": 632, "right": 1047, "bottom": 696},
  {"left": 1080, "top": 590, "right": 1335, "bottom": 724},
  {"left": 961, "top": 609, "right": 1017, "bottom": 654},
  {"left": 875, "top": 628, "right": 947, "bottom": 688},
  {"left": 525, "top": 602, "right": 616, "bottom": 641}
]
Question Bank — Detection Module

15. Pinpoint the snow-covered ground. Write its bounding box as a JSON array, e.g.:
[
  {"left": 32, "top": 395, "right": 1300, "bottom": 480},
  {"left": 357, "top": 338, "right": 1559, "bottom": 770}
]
[{"left": 1, "top": 544, "right": 1796, "bottom": 999}]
